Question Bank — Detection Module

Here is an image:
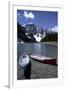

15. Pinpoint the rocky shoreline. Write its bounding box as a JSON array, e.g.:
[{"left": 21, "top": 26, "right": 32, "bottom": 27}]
[{"left": 17, "top": 58, "right": 58, "bottom": 80}]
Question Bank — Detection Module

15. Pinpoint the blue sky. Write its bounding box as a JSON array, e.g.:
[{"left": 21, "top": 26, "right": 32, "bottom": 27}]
[{"left": 17, "top": 10, "right": 58, "bottom": 30}]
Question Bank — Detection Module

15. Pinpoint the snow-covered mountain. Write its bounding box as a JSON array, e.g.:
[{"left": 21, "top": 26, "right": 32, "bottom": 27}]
[
  {"left": 23, "top": 23, "right": 46, "bottom": 42},
  {"left": 25, "top": 23, "right": 37, "bottom": 35},
  {"left": 18, "top": 22, "right": 57, "bottom": 42}
]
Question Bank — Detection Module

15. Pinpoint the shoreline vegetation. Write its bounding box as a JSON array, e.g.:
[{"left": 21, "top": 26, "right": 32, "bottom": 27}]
[{"left": 41, "top": 32, "right": 57, "bottom": 42}]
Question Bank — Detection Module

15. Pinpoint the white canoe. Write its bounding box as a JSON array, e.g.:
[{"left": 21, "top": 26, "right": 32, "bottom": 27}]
[{"left": 19, "top": 53, "right": 30, "bottom": 67}]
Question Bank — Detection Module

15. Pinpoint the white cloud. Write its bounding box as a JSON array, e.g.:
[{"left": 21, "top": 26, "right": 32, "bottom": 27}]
[
  {"left": 49, "top": 26, "right": 58, "bottom": 32},
  {"left": 23, "top": 11, "right": 35, "bottom": 19},
  {"left": 52, "top": 26, "right": 58, "bottom": 32}
]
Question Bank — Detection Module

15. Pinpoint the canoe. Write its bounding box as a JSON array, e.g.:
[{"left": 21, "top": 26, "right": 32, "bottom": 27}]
[
  {"left": 30, "top": 55, "right": 53, "bottom": 61},
  {"left": 30, "top": 54, "right": 57, "bottom": 66},
  {"left": 19, "top": 53, "right": 30, "bottom": 67}
]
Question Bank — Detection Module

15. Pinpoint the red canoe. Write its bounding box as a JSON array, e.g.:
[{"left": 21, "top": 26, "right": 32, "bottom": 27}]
[{"left": 30, "top": 55, "right": 57, "bottom": 66}]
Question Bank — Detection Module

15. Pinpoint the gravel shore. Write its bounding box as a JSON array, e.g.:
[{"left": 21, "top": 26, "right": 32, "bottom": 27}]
[{"left": 17, "top": 58, "right": 58, "bottom": 80}]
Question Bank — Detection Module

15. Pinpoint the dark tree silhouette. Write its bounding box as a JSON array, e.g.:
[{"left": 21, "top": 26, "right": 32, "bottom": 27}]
[{"left": 41, "top": 32, "right": 58, "bottom": 42}]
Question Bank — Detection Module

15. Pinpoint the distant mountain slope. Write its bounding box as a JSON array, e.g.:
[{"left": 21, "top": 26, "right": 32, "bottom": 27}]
[
  {"left": 17, "top": 23, "right": 36, "bottom": 42},
  {"left": 17, "top": 22, "right": 58, "bottom": 42}
]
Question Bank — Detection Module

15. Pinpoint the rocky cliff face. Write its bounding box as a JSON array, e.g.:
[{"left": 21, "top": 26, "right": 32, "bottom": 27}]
[{"left": 17, "top": 23, "right": 36, "bottom": 42}]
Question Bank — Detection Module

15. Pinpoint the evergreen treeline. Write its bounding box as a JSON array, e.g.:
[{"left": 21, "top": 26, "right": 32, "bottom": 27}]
[{"left": 41, "top": 32, "right": 58, "bottom": 42}]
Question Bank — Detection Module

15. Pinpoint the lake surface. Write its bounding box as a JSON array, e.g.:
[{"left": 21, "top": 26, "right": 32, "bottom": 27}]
[{"left": 17, "top": 43, "right": 57, "bottom": 59}]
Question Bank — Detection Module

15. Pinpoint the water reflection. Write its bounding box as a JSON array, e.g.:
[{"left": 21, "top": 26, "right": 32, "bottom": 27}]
[{"left": 17, "top": 43, "right": 57, "bottom": 59}]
